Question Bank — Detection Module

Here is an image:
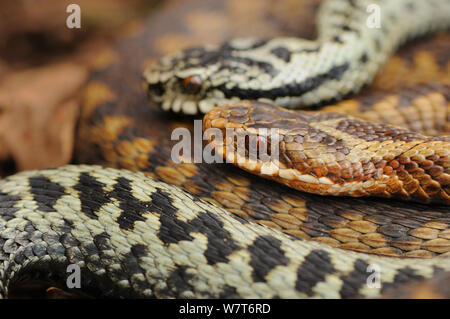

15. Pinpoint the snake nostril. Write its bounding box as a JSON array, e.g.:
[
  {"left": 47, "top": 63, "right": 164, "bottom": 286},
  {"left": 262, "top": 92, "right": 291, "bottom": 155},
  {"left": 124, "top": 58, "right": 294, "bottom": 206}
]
[{"left": 147, "top": 82, "right": 165, "bottom": 97}]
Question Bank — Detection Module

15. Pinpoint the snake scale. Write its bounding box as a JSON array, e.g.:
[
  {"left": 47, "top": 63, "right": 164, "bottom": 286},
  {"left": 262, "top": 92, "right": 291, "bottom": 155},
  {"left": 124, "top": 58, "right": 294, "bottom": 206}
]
[{"left": 1, "top": 0, "right": 450, "bottom": 298}]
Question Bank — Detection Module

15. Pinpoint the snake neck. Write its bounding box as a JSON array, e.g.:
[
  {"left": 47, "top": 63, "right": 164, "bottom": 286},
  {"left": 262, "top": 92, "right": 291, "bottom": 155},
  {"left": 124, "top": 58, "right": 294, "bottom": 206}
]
[{"left": 144, "top": 0, "right": 450, "bottom": 114}]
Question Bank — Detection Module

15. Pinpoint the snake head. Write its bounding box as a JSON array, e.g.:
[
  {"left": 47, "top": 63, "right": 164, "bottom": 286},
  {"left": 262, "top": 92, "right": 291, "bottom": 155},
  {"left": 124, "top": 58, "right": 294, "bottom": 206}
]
[
  {"left": 143, "top": 38, "right": 285, "bottom": 115},
  {"left": 143, "top": 43, "right": 239, "bottom": 115}
]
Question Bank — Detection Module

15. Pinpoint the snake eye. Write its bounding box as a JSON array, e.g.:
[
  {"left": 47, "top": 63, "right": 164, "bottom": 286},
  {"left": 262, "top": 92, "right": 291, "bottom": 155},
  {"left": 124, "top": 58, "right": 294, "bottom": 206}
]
[{"left": 182, "top": 76, "right": 202, "bottom": 94}]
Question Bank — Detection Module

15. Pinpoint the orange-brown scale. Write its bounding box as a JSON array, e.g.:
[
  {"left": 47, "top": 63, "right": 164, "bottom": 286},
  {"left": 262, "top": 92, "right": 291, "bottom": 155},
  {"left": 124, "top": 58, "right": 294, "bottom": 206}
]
[{"left": 323, "top": 83, "right": 450, "bottom": 136}]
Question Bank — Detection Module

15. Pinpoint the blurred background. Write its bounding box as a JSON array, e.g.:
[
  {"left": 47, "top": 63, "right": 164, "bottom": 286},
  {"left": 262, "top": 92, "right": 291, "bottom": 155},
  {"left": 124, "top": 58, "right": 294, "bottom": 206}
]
[{"left": 0, "top": 0, "right": 161, "bottom": 177}]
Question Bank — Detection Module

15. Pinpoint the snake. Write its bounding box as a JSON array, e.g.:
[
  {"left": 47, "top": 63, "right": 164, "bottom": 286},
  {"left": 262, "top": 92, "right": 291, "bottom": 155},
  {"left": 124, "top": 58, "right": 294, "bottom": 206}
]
[
  {"left": 1, "top": 0, "right": 450, "bottom": 298},
  {"left": 143, "top": 0, "right": 450, "bottom": 114}
]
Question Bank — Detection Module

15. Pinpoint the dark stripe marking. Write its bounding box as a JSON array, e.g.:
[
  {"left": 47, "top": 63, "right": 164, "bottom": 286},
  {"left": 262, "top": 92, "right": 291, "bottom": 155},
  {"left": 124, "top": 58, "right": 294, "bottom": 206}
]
[
  {"left": 167, "top": 266, "right": 195, "bottom": 298},
  {"left": 295, "top": 250, "right": 336, "bottom": 296},
  {"left": 360, "top": 53, "right": 368, "bottom": 63},
  {"left": 216, "top": 63, "right": 349, "bottom": 101},
  {"left": 74, "top": 172, "right": 110, "bottom": 219},
  {"left": 0, "top": 190, "right": 21, "bottom": 221},
  {"left": 197, "top": 211, "right": 240, "bottom": 265},
  {"left": 248, "top": 235, "right": 289, "bottom": 282},
  {"left": 271, "top": 47, "right": 293, "bottom": 62},
  {"left": 28, "top": 176, "right": 66, "bottom": 212},
  {"left": 111, "top": 177, "right": 151, "bottom": 230},
  {"left": 184, "top": 50, "right": 278, "bottom": 76},
  {"left": 380, "top": 267, "right": 425, "bottom": 294},
  {"left": 339, "top": 259, "right": 370, "bottom": 298},
  {"left": 155, "top": 189, "right": 240, "bottom": 265}
]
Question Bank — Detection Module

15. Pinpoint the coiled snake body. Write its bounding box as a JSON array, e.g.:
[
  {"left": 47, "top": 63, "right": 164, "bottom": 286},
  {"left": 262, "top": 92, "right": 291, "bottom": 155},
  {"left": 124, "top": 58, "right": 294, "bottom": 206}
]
[
  {"left": 1, "top": 0, "right": 450, "bottom": 298},
  {"left": 0, "top": 165, "right": 449, "bottom": 298}
]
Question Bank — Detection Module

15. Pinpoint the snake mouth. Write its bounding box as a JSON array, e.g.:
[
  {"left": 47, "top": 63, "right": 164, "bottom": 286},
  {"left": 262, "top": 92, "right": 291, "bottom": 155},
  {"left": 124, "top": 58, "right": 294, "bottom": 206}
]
[
  {"left": 160, "top": 95, "right": 201, "bottom": 114},
  {"left": 143, "top": 70, "right": 204, "bottom": 115},
  {"left": 146, "top": 80, "right": 241, "bottom": 115},
  {"left": 160, "top": 96, "right": 235, "bottom": 115}
]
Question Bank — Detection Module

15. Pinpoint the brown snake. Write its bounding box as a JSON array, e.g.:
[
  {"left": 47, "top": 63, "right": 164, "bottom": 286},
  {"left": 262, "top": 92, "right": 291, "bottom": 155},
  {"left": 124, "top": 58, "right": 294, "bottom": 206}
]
[{"left": 203, "top": 96, "right": 449, "bottom": 204}]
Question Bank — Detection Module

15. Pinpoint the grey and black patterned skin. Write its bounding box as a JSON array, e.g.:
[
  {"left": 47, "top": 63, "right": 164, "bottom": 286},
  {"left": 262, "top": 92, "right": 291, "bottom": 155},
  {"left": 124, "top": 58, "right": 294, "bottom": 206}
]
[
  {"left": 143, "top": 0, "right": 450, "bottom": 114},
  {"left": 0, "top": 165, "right": 449, "bottom": 298}
]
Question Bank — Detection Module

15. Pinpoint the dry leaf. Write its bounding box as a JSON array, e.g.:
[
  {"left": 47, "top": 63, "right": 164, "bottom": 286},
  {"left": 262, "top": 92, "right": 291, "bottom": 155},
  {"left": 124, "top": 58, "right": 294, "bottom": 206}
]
[{"left": 0, "top": 62, "right": 87, "bottom": 170}]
